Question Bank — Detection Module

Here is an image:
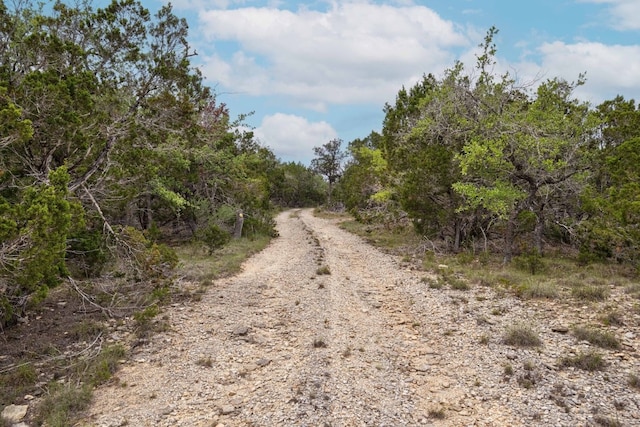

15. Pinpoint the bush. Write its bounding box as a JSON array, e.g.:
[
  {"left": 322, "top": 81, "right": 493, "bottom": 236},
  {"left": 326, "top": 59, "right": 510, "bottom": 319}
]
[
  {"left": 503, "top": 324, "right": 542, "bottom": 347},
  {"left": 242, "top": 214, "right": 278, "bottom": 238},
  {"left": 559, "top": 351, "right": 606, "bottom": 371},
  {"left": 572, "top": 326, "right": 620, "bottom": 349},
  {"left": 0, "top": 167, "right": 74, "bottom": 326},
  {"left": 571, "top": 283, "right": 609, "bottom": 301},
  {"left": 514, "top": 249, "right": 546, "bottom": 275},
  {"left": 66, "top": 228, "right": 108, "bottom": 278},
  {"left": 198, "top": 222, "right": 231, "bottom": 254}
]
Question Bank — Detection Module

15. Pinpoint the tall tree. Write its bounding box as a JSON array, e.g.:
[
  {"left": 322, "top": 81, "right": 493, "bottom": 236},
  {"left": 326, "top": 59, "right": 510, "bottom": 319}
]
[{"left": 311, "top": 138, "right": 346, "bottom": 206}]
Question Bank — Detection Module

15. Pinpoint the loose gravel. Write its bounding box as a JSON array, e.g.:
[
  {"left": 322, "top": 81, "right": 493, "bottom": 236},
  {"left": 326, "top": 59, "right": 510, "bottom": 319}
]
[{"left": 80, "top": 209, "right": 640, "bottom": 427}]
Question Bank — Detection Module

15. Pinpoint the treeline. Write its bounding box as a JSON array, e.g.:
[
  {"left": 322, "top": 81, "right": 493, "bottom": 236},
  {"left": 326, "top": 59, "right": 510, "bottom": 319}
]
[
  {"left": 0, "top": 0, "right": 325, "bottom": 326},
  {"left": 337, "top": 28, "right": 639, "bottom": 271}
]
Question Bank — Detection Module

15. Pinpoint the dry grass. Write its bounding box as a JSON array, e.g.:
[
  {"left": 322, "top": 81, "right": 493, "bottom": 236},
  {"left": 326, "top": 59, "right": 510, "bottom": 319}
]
[
  {"left": 559, "top": 351, "right": 606, "bottom": 371},
  {"left": 571, "top": 326, "right": 620, "bottom": 349},
  {"left": 503, "top": 324, "right": 542, "bottom": 347}
]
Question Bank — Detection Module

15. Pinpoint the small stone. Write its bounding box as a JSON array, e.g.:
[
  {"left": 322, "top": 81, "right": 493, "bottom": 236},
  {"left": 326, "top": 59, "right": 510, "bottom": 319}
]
[
  {"left": 232, "top": 326, "right": 249, "bottom": 336},
  {"left": 23, "top": 394, "right": 35, "bottom": 401},
  {"left": 415, "top": 365, "right": 430, "bottom": 372},
  {"left": 256, "top": 358, "right": 271, "bottom": 367},
  {"left": 220, "top": 405, "right": 235, "bottom": 415},
  {"left": 1, "top": 404, "right": 28, "bottom": 422},
  {"left": 551, "top": 326, "right": 569, "bottom": 334}
]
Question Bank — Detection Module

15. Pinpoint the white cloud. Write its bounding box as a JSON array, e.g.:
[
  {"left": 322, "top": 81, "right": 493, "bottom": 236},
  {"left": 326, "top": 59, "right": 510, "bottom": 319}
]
[
  {"left": 253, "top": 113, "right": 338, "bottom": 162},
  {"left": 579, "top": 0, "right": 640, "bottom": 30},
  {"left": 534, "top": 41, "right": 640, "bottom": 103},
  {"left": 197, "top": 2, "right": 469, "bottom": 107}
]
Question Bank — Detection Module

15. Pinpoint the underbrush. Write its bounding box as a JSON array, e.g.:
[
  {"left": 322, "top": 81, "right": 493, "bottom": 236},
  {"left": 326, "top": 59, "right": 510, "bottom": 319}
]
[{"left": 335, "top": 213, "right": 637, "bottom": 306}]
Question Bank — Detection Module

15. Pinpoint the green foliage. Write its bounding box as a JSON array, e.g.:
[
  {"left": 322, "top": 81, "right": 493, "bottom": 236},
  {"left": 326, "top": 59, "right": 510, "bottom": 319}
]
[
  {"left": 503, "top": 324, "right": 542, "bottom": 347},
  {"left": 35, "top": 383, "right": 93, "bottom": 427},
  {"left": 579, "top": 134, "right": 640, "bottom": 270},
  {"left": 513, "top": 250, "right": 546, "bottom": 275},
  {"left": 311, "top": 138, "right": 347, "bottom": 205},
  {"left": 1, "top": 167, "right": 74, "bottom": 324},
  {"left": 571, "top": 326, "right": 620, "bottom": 349},
  {"left": 199, "top": 222, "right": 231, "bottom": 254},
  {"left": 273, "top": 162, "right": 326, "bottom": 207},
  {"left": 559, "top": 351, "right": 606, "bottom": 371},
  {"left": 66, "top": 229, "right": 109, "bottom": 278}
]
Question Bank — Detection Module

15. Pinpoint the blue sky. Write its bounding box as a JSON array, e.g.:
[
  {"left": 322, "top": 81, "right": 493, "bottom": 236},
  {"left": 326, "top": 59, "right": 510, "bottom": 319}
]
[{"left": 142, "top": 0, "right": 640, "bottom": 164}]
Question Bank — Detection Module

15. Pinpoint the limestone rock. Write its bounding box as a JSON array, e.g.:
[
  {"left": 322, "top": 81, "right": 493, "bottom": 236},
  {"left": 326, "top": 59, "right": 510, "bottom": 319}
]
[{"left": 1, "top": 404, "right": 28, "bottom": 422}]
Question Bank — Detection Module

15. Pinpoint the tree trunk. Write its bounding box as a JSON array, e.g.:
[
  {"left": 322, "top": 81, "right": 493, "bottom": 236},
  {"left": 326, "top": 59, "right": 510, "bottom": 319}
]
[
  {"left": 453, "top": 218, "right": 461, "bottom": 252},
  {"left": 533, "top": 203, "right": 545, "bottom": 255},
  {"left": 503, "top": 210, "right": 518, "bottom": 264},
  {"left": 233, "top": 211, "right": 244, "bottom": 239}
]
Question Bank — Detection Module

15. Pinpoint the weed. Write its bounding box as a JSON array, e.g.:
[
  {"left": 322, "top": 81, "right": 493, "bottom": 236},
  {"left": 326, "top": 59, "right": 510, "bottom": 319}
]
[
  {"left": 428, "top": 408, "right": 446, "bottom": 419},
  {"left": 628, "top": 373, "right": 640, "bottom": 390},
  {"left": 517, "top": 361, "right": 540, "bottom": 389},
  {"left": 316, "top": 265, "right": 331, "bottom": 275},
  {"left": 514, "top": 250, "right": 546, "bottom": 275},
  {"left": 440, "top": 272, "right": 469, "bottom": 290},
  {"left": 593, "top": 415, "right": 623, "bottom": 427},
  {"left": 516, "top": 281, "right": 558, "bottom": 299},
  {"left": 82, "top": 344, "right": 126, "bottom": 387},
  {"left": 491, "top": 306, "right": 507, "bottom": 316},
  {"left": 479, "top": 334, "right": 490, "bottom": 345},
  {"left": 71, "top": 320, "right": 107, "bottom": 340},
  {"left": 422, "top": 277, "right": 442, "bottom": 289},
  {"left": 503, "top": 324, "right": 542, "bottom": 347},
  {"left": 35, "top": 383, "right": 93, "bottom": 426},
  {"left": 625, "top": 283, "right": 640, "bottom": 299},
  {"left": 517, "top": 372, "right": 538, "bottom": 389},
  {"left": 601, "top": 310, "right": 625, "bottom": 326},
  {"left": 503, "top": 364, "right": 514, "bottom": 376},
  {"left": 0, "top": 361, "right": 37, "bottom": 405},
  {"left": 196, "top": 356, "right": 213, "bottom": 368},
  {"left": 559, "top": 351, "right": 606, "bottom": 371},
  {"left": 571, "top": 284, "right": 609, "bottom": 302},
  {"left": 571, "top": 326, "right": 620, "bottom": 349},
  {"left": 313, "top": 337, "right": 327, "bottom": 348}
]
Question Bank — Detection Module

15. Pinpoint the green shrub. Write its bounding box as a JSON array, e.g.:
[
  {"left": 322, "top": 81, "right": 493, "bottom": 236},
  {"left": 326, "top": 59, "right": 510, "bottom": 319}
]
[
  {"left": 571, "top": 283, "right": 609, "bottom": 301},
  {"left": 35, "top": 383, "right": 92, "bottom": 427},
  {"left": 503, "top": 324, "right": 542, "bottom": 347},
  {"left": 316, "top": 265, "right": 331, "bottom": 275},
  {"left": 198, "top": 222, "right": 231, "bottom": 254},
  {"left": 66, "top": 228, "right": 108, "bottom": 278},
  {"left": 559, "top": 351, "right": 606, "bottom": 371},
  {"left": 1, "top": 167, "right": 74, "bottom": 326},
  {"left": 516, "top": 281, "right": 558, "bottom": 299},
  {"left": 571, "top": 326, "right": 620, "bottom": 349},
  {"left": 514, "top": 249, "right": 545, "bottom": 275}
]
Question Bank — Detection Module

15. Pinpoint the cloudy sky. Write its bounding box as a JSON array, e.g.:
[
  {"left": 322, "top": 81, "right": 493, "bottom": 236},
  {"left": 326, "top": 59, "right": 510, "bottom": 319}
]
[{"left": 143, "top": 0, "right": 640, "bottom": 164}]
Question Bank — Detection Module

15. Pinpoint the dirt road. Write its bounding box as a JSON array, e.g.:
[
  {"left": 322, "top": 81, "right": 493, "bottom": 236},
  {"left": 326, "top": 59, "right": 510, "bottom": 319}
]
[{"left": 81, "top": 209, "right": 640, "bottom": 427}]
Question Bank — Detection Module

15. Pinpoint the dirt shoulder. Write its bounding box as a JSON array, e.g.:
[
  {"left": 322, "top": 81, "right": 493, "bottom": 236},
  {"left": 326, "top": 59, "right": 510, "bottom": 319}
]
[{"left": 79, "top": 209, "right": 640, "bottom": 427}]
